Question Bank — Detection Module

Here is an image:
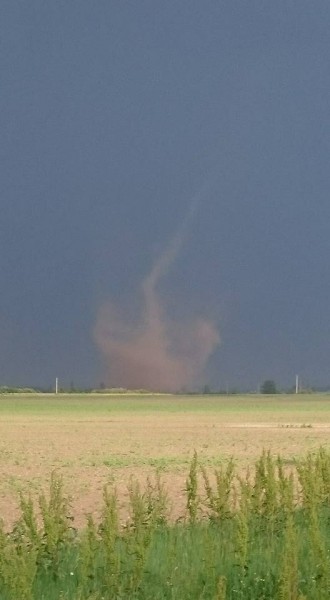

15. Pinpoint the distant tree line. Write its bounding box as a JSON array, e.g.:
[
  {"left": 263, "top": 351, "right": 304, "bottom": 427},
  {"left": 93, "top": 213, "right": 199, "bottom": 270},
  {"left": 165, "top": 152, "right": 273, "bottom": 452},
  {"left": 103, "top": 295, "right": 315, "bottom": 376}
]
[
  {"left": 0, "top": 381, "right": 329, "bottom": 395},
  {"left": 260, "top": 380, "right": 277, "bottom": 394}
]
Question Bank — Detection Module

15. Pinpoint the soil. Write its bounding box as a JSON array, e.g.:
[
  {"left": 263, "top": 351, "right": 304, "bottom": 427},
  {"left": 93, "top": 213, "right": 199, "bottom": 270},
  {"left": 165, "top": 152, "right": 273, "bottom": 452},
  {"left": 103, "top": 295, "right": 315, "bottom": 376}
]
[{"left": 0, "top": 411, "right": 329, "bottom": 529}]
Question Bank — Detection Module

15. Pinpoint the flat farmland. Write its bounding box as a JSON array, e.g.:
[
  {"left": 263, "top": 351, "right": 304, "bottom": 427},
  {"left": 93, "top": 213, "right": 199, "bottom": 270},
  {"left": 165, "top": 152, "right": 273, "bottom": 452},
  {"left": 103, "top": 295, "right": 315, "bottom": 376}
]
[{"left": 0, "top": 393, "right": 329, "bottom": 528}]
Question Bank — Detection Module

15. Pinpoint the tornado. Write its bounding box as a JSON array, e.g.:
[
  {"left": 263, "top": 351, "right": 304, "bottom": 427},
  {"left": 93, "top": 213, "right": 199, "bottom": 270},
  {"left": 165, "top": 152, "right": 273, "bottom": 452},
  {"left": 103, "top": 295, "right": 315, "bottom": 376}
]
[{"left": 94, "top": 181, "right": 220, "bottom": 391}]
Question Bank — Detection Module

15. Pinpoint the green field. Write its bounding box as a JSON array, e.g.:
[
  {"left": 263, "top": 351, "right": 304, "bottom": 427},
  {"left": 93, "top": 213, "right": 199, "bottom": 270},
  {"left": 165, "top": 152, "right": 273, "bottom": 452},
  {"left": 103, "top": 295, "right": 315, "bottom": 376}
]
[{"left": 0, "top": 392, "right": 329, "bottom": 417}]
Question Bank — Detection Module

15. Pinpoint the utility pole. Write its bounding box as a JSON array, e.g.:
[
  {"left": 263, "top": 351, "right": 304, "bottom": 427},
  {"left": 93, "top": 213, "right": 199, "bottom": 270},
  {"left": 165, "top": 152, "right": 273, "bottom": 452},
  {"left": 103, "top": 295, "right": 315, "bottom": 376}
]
[
  {"left": 55, "top": 377, "right": 59, "bottom": 395},
  {"left": 295, "top": 375, "right": 299, "bottom": 394}
]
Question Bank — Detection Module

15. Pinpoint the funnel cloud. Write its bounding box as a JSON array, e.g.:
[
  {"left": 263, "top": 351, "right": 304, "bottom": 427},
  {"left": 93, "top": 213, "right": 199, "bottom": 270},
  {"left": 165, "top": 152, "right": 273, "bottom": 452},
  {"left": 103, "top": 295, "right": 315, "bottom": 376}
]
[{"left": 95, "top": 194, "right": 220, "bottom": 392}]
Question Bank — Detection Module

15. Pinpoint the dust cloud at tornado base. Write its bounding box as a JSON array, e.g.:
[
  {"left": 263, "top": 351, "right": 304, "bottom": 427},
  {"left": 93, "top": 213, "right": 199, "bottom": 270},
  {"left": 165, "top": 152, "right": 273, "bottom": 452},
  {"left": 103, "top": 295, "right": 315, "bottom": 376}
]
[{"left": 94, "top": 192, "right": 220, "bottom": 392}]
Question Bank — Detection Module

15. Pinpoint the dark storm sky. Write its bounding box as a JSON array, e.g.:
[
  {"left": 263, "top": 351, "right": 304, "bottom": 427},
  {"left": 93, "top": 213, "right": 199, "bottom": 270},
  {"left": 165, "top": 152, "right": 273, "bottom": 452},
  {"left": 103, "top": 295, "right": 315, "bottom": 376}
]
[{"left": 2, "top": 1, "right": 330, "bottom": 390}]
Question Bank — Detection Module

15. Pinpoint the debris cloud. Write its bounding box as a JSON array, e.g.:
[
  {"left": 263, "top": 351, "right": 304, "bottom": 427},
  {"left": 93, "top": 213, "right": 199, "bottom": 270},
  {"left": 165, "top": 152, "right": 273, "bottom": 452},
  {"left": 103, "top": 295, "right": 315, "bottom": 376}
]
[{"left": 94, "top": 183, "right": 220, "bottom": 391}]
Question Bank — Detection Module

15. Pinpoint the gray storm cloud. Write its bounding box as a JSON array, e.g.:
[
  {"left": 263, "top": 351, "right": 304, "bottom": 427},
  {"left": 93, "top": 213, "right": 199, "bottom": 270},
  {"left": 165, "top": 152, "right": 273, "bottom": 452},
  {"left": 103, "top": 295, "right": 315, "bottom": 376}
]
[{"left": 94, "top": 186, "right": 220, "bottom": 391}]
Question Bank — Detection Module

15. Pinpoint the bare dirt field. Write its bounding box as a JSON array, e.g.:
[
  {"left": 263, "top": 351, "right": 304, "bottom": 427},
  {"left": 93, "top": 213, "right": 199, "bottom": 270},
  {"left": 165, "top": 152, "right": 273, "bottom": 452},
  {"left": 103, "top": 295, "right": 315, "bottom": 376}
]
[{"left": 0, "top": 393, "right": 329, "bottom": 528}]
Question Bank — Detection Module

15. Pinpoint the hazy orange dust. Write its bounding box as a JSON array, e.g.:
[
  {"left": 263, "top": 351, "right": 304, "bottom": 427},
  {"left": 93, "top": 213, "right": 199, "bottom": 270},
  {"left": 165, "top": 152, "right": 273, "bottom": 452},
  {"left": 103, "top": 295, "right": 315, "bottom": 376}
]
[{"left": 94, "top": 207, "right": 220, "bottom": 391}]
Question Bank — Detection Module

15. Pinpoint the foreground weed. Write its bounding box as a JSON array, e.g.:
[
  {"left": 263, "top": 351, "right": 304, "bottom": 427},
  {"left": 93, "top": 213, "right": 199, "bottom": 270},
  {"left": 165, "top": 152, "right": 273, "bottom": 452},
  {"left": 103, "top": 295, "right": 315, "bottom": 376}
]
[
  {"left": 125, "top": 477, "right": 157, "bottom": 594},
  {"left": 201, "top": 458, "right": 235, "bottom": 521},
  {"left": 98, "top": 485, "right": 120, "bottom": 596},
  {"left": 277, "top": 514, "right": 299, "bottom": 600},
  {"left": 297, "top": 453, "right": 320, "bottom": 511},
  {"left": 234, "top": 499, "right": 249, "bottom": 574},
  {"left": 39, "top": 471, "right": 74, "bottom": 576},
  {"left": 77, "top": 514, "right": 99, "bottom": 597},
  {"left": 307, "top": 506, "right": 329, "bottom": 599},
  {"left": 253, "top": 450, "right": 279, "bottom": 518},
  {"left": 185, "top": 450, "right": 199, "bottom": 523},
  {"left": 277, "top": 456, "right": 295, "bottom": 516},
  {"left": 145, "top": 471, "right": 169, "bottom": 525},
  {"left": 216, "top": 576, "right": 227, "bottom": 600},
  {"left": 11, "top": 492, "right": 43, "bottom": 565},
  {"left": 315, "top": 446, "right": 330, "bottom": 503},
  {"left": 0, "top": 518, "right": 37, "bottom": 600}
]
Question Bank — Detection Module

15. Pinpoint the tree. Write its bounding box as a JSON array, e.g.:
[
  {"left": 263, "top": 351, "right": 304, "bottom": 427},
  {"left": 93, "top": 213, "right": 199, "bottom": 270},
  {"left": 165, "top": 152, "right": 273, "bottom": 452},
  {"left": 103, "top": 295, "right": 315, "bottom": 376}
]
[{"left": 260, "top": 380, "right": 277, "bottom": 394}]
